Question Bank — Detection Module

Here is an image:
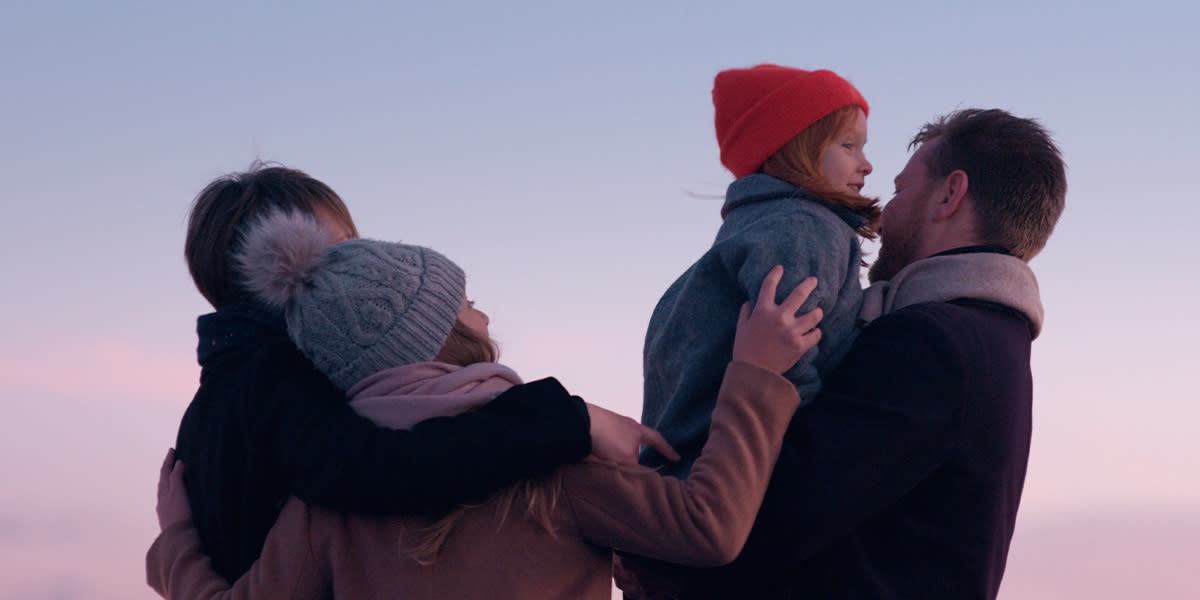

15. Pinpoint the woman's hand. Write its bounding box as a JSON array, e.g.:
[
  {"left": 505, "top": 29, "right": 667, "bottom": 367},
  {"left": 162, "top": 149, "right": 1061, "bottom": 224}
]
[
  {"left": 157, "top": 448, "right": 192, "bottom": 531},
  {"left": 587, "top": 403, "right": 680, "bottom": 465},
  {"left": 732, "top": 266, "right": 824, "bottom": 375}
]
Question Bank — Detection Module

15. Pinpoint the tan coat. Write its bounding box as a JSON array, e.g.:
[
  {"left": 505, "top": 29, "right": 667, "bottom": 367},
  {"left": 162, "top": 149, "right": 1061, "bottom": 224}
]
[{"left": 147, "top": 362, "right": 801, "bottom": 600}]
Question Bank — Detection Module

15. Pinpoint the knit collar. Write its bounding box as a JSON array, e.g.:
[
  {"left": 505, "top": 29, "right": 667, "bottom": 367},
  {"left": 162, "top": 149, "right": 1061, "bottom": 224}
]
[
  {"left": 859, "top": 252, "right": 1044, "bottom": 338},
  {"left": 196, "top": 302, "right": 287, "bottom": 365},
  {"left": 720, "top": 174, "right": 867, "bottom": 230}
]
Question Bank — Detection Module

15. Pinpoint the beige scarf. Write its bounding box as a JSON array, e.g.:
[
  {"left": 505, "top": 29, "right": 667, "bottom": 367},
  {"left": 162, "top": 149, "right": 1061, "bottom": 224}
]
[{"left": 859, "top": 253, "right": 1044, "bottom": 338}]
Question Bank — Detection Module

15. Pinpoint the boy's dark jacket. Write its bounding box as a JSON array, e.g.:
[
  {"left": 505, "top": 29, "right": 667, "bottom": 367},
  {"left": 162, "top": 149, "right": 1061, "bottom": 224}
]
[{"left": 174, "top": 303, "right": 591, "bottom": 581}]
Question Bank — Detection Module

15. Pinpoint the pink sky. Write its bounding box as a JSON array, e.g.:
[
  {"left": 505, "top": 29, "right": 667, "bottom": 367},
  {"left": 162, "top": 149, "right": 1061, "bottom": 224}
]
[
  {"left": 2, "top": 1, "right": 1197, "bottom": 598},
  {"left": 1, "top": 323, "right": 1195, "bottom": 599}
]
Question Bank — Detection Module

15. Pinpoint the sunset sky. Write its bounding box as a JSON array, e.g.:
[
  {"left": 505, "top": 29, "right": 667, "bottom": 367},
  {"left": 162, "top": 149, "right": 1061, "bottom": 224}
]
[{"left": 1, "top": 1, "right": 1197, "bottom": 598}]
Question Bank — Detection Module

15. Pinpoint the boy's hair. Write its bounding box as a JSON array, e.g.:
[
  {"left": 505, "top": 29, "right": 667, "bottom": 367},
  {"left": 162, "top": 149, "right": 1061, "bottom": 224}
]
[
  {"left": 185, "top": 162, "right": 359, "bottom": 308},
  {"left": 759, "top": 106, "right": 881, "bottom": 238},
  {"left": 912, "top": 108, "right": 1066, "bottom": 260}
]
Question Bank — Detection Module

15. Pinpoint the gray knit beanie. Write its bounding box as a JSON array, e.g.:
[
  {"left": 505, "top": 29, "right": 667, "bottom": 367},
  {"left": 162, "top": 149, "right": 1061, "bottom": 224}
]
[{"left": 236, "top": 210, "right": 466, "bottom": 391}]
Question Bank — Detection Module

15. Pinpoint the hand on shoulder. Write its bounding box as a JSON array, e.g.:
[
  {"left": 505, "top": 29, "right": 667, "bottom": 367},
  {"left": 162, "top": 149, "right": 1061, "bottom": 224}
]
[{"left": 732, "top": 265, "right": 823, "bottom": 374}]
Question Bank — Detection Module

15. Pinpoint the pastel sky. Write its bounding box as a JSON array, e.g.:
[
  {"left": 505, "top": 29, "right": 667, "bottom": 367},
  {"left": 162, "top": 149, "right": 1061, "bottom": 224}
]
[{"left": 1, "top": 1, "right": 1197, "bottom": 598}]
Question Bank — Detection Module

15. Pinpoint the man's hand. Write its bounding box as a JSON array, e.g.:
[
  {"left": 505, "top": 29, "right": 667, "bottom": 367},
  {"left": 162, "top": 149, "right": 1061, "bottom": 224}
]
[
  {"left": 156, "top": 448, "right": 191, "bottom": 531},
  {"left": 586, "top": 403, "right": 679, "bottom": 465}
]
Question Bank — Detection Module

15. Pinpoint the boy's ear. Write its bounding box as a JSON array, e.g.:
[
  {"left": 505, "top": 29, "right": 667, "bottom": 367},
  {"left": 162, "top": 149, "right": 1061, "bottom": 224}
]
[{"left": 931, "top": 169, "right": 969, "bottom": 222}]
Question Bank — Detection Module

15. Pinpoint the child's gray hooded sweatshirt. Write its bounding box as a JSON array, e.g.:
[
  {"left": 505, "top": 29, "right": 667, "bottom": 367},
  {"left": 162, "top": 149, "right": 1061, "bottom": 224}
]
[{"left": 641, "top": 174, "right": 867, "bottom": 477}]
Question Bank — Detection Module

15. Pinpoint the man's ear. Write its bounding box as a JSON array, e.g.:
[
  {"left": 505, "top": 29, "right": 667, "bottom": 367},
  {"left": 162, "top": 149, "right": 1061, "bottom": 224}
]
[{"left": 931, "top": 169, "right": 969, "bottom": 222}]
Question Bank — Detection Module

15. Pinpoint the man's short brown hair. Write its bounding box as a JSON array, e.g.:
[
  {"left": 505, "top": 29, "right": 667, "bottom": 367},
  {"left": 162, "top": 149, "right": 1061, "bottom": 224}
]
[
  {"left": 185, "top": 162, "right": 359, "bottom": 308},
  {"left": 912, "top": 109, "right": 1066, "bottom": 260}
]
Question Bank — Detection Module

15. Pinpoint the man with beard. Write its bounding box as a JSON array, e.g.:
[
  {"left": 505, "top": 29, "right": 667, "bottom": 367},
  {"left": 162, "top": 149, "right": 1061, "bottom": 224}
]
[{"left": 619, "top": 108, "right": 1066, "bottom": 600}]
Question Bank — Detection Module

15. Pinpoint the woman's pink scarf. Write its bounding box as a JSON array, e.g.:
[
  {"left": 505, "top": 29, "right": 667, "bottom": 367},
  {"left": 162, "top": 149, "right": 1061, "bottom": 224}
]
[{"left": 345, "top": 362, "right": 523, "bottom": 430}]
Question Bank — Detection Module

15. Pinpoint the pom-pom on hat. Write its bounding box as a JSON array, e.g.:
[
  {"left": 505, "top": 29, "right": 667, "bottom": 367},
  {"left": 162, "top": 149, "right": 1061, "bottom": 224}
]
[
  {"left": 713, "top": 64, "right": 869, "bottom": 178},
  {"left": 237, "top": 210, "right": 466, "bottom": 391}
]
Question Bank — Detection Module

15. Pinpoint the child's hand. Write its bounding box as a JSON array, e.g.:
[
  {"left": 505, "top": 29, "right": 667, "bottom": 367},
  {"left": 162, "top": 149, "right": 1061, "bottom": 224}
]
[
  {"left": 586, "top": 403, "right": 680, "bottom": 465},
  {"left": 732, "top": 266, "right": 823, "bottom": 375},
  {"left": 157, "top": 448, "right": 192, "bottom": 531}
]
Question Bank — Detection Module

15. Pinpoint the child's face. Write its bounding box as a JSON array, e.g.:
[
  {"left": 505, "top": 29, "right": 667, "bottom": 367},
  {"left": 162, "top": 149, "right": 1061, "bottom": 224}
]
[
  {"left": 819, "top": 108, "right": 872, "bottom": 195},
  {"left": 457, "top": 294, "right": 490, "bottom": 338}
]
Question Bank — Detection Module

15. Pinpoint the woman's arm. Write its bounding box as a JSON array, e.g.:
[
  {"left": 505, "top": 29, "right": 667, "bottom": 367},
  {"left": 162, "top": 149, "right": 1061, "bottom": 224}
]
[
  {"left": 566, "top": 361, "right": 802, "bottom": 565},
  {"left": 567, "top": 269, "right": 822, "bottom": 565},
  {"left": 715, "top": 305, "right": 967, "bottom": 568},
  {"left": 149, "top": 498, "right": 327, "bottom": 600},
  {"left": 152, "top": 451, "right": 326, "bottom": 599}
]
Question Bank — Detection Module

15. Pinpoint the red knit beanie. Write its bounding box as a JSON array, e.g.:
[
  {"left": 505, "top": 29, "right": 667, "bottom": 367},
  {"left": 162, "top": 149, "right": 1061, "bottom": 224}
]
[{"left": 713, "top": 64, "right": 869, "bottom": 178}]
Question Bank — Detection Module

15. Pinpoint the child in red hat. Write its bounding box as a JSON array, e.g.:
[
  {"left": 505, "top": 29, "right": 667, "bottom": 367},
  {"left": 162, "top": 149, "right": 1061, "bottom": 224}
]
[
  {"left": 621, "top": 63, "right": 878, "bottom": 598},
  {"left": 641, "top": 64, "right": 879, "bottom": 477}
]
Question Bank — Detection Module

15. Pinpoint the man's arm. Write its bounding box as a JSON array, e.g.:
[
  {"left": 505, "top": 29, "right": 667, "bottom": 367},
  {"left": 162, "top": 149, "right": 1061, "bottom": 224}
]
[
  {"left": 729, "top": 304, "right": 968, "bottom": 567},
  {"left": 264, "top": 342, "right": 592, "bottom": 515}
]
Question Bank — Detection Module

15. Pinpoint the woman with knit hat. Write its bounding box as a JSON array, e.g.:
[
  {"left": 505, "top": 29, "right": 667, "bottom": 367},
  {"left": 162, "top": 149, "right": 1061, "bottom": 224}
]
[{"left": 149, "top": 209, "right": 825, "bottom": 599}]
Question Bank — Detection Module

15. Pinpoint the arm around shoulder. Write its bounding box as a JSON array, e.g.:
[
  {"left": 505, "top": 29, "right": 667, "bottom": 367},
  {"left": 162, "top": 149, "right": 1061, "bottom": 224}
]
[{"left": 271, "top": 345, "right": 591, "bottom": 514}]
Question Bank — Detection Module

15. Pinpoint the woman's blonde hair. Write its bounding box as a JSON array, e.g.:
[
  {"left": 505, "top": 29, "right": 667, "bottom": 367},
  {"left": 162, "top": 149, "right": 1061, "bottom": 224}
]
[
  {"left": 433, "top": 320, "right": 499, "bottom": 366},
  {"left": 407, "top": 318, "right": 564, "bottom": 565},
  {"left": 759, "top": 105, "right": 881, "bottom": 238}
]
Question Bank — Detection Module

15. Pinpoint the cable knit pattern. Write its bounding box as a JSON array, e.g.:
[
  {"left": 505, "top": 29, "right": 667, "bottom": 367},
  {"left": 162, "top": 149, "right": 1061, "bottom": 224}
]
[{"left": 235, "top": 209, "right": 468, "bottom": 392}]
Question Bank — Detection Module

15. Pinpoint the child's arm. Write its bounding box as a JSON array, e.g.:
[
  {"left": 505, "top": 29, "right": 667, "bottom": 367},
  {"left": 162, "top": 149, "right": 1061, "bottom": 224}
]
[
  {"left": 641, "top": 205, "right": 856, "bottom": 473},
  {"left": 725, "top": 207, "right": 857, "bottom": 364}
]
